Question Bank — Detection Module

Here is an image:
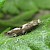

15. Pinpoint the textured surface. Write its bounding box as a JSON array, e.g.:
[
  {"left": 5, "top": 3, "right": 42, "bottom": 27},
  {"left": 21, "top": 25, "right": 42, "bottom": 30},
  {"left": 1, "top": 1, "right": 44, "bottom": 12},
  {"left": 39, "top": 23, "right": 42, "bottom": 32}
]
[
  {"left": 0, "top": 14, "right": 50, "bottom": 50},
  {"left": 0, "top": 0, "right": 50, "bottom": 50}
]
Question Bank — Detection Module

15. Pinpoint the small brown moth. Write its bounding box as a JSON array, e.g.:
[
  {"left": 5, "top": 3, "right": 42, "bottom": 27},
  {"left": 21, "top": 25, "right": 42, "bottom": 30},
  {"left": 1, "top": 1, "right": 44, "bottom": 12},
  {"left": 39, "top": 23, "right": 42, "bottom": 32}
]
[{"left": 5, "top": 19, "right": 41, "bottom": 37}]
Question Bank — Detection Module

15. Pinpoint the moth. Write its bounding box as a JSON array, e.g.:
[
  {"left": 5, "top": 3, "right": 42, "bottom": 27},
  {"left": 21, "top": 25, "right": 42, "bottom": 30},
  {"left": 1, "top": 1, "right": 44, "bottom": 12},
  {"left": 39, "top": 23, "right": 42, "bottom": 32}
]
[{"left": 5, "top": 19, "right": 41, "bottom": 37}]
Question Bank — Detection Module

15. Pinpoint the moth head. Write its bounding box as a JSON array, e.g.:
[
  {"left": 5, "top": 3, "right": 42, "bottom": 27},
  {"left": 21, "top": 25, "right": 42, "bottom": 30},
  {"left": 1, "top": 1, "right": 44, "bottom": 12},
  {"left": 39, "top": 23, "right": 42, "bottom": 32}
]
[
  {"left": 5, "top": 28, "right": 21, "bottom": 37},
  {"left": 5, "top": 31, "right": 17, "bottom": 37}
]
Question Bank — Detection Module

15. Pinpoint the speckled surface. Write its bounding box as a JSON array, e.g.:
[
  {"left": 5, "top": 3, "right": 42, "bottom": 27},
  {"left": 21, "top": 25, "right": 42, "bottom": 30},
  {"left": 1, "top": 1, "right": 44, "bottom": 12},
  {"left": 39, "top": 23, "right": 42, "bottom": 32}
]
[{"left": 0, "top": 0, "right": 50, "bottom": 50}]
